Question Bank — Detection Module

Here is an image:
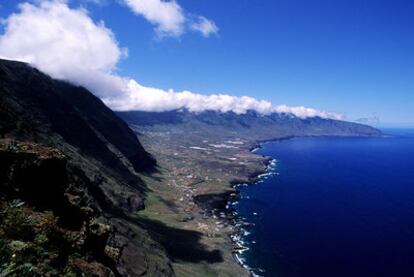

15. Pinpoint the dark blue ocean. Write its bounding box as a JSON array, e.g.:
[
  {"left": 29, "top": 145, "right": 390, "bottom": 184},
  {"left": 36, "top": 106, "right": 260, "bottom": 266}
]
[{"left": 234, "top": 129, "right": 414, "bottom": 277}]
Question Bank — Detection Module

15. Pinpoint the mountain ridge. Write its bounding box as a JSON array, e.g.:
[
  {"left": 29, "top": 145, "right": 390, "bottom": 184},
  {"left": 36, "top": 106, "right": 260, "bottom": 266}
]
[
  {"left": 117, "top": 109, "right": 381, "bottom": 141},
  {"left": 0, "top": 58, "right": 173, "bottom": 276}
]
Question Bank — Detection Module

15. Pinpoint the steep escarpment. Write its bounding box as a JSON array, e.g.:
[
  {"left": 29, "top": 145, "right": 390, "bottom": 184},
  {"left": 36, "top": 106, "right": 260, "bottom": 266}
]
[
  {"left": 0, "top": 59, "right": 172, "bottom": 276},
  {"left": 0, "top": 59, "right": 155, "bottom": 174}
]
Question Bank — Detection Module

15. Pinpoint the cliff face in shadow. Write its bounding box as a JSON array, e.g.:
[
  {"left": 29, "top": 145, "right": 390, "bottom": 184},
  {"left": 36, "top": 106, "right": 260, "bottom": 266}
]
[
  {"left": 0, "top": 59, "right": 173, "bottom": 276},
  {"left": 0, "top": 59, "right": 155, "bottom": 174},
  {"left": 0, "top": 59, "right": 159, "bottom": 214}
]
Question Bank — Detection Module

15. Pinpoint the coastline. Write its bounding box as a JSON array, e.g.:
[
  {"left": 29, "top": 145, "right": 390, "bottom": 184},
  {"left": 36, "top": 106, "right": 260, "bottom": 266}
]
[
  {"left": 133, "top": 129, "right": 383, "bottom": 276},
  {"left": 226, "top": 141, "right": 275, "bottom": 276},
  {"left": 223, "top": 133, "right": 387, "bottom": 276},
  {"left": 136, "top": 131, "right": 275, "bottom": 276}
]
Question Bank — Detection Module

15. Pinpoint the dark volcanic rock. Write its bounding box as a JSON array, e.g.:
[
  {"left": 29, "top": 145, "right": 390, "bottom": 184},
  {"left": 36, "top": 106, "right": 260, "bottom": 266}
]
[
  {"left": 0, "top": 140, "right": 68, "bottom": 210},
  {"left": 0, "top": 59, "right": 173, "bottom": 276},
  {"left": 193, "top": 192, "right": 235, "bottom": 212},
  {"left": 0, "top": 141, "right": 113, "bottom": 275},
  {"left": 0, "top": 59, "right": 155, "bottom": 174},
  {"left": 0, "top": 58, "right": 157, "bottom": 214}
]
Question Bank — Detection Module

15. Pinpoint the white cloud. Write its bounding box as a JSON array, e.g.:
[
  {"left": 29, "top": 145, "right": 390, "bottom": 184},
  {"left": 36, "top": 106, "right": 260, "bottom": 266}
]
[
  {"left": 0, "top": 0, "right": 343, "bottom": 120},
  {"left": 104, "top": 82, "right": 343, "bottom": 120},
  {"left": 273, "top": 105, "right": 343, "bottom": 120},
  {"left": 190, "top": 16, "right": 218, "bottom": 37},
  {"left": 122, "top": 0, "right": 218, "bottom": 38},
  {"left": 123, "top": 0, "right": 185, "bottom": 37},
  {"left": 0, "top": 0, "right": 125, "bottom": 98}
]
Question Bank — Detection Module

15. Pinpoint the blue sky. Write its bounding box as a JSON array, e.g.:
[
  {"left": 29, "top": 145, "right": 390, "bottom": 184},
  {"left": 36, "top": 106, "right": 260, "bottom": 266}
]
[{"left": 1, "top": 0, "right": 413, "bottom": 126}]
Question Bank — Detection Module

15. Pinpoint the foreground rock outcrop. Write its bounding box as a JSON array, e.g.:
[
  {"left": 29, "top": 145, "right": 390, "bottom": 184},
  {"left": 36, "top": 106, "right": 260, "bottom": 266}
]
[{"left": 0, "top": 140, "right": 113, "bottom": 276}]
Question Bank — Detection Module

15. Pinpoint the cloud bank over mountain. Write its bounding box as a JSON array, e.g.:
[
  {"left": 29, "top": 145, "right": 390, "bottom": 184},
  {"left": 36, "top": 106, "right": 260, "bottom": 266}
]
[{"left": 0, "top": 0, "right": 343, "bottom": 120}]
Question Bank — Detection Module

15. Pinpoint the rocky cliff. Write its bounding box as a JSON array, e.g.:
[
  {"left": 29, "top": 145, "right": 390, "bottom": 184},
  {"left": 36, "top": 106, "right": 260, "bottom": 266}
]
[{"left": 0, "top": 59, "right": 173, "bottom": 276}]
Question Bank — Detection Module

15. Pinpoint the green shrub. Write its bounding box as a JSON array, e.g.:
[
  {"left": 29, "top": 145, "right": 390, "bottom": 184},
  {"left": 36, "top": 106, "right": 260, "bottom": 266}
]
[{"left": 0, "top": 202, "right": 34, "bottom": 241}]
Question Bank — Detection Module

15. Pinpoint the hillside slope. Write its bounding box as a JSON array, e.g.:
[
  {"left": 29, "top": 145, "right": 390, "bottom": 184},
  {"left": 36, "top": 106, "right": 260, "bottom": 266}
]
[{"left": 0, "top": 59, "right": 173, "bottom": 276}]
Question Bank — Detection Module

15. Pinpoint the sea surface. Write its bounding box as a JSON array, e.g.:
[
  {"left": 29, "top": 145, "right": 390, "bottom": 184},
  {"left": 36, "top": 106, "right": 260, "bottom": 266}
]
[{"left": 234, "top": 129, "right": 414, "bottom": 277}]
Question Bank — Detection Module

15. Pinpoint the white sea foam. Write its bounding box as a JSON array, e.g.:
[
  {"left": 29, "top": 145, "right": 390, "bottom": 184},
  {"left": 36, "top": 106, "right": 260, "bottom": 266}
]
[
  {"left": 257, "top": 172, "right": 271, "bottom": 178},
  {"left": 235, "top": 254, "right": 246, "bottom": 265},
  {"left": 189, "top": 146, "right": 209, "bottom": 151},
  {"left": 230, "top": 152, "right": 280, "bottom": 276}
]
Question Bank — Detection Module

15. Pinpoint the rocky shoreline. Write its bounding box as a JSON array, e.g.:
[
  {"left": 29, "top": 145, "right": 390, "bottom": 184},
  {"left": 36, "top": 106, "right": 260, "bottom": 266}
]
[
  {"left": 187, "top": 140, "right": 275, "bottom": 276},
  {"left": 219, "top": 138, "right": 294, "bottom": 276},
  {"left": 226, "top": 148, "right": 273, "bottom": 276},
  {"left": 132, "top": 130, "right": 272, "bottom": 276},
  {"left": 221, "top": 134, "right": 386, "bottom": 275}
]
